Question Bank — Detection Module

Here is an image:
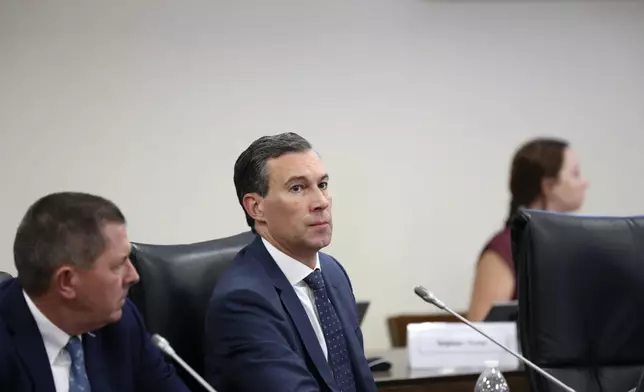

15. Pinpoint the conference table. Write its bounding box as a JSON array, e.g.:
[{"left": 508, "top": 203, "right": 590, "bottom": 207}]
[{"left": 372, "top": 348, "right": 528, "bottom": 392}]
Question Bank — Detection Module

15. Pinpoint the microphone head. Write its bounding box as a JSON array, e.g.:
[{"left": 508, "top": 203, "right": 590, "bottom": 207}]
[
  {"left": 151, "top": 334, "right": 174, "bottom": 355},
  {"left": 414, "top": 285, "right": 429, "bottom": 299},
  {"left": 413, "top": 285, "right": 446, "bottom": 310}
]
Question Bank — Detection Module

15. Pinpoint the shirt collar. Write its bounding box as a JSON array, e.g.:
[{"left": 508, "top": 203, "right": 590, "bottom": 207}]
[
  {"left": 261, "top": 237, "right": 320, "bottom": 286},
  {"left": 23, "top": 290, "right": 73, "bottom": 365}
]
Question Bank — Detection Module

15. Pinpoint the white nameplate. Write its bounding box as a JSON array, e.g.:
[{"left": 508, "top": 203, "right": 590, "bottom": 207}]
[{"left": 407, "top": 322, "right": 519, "bottom": 369}]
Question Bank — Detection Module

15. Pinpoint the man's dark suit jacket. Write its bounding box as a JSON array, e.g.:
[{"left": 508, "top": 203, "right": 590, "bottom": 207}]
[
  {"left": 0, "top": 278, "right": 190, "bottom": 392},
  {"left": 204, "top": 235, "right": 378, "bottom": 392}
]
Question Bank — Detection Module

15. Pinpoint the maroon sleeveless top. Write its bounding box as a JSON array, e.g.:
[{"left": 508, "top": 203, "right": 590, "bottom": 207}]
[{"left": 480, "top": 227, "right": 516, "bottom": 300}]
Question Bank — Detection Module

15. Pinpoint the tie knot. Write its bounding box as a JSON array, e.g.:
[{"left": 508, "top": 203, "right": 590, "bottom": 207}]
[
  {"left": 65, "top": 336, "right": 83, "bottom": 355},
  {"left": 303, "top": 269, "right": 325, "bottom": 290}
]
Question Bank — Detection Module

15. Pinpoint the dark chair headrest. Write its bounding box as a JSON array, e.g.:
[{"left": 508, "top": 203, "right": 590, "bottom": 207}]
[
  {"left": 510, "top": 210, "right": 644, "bottom": 392},
  {"left": 127, "top": 231, "right": 255, "bottom": 385}
]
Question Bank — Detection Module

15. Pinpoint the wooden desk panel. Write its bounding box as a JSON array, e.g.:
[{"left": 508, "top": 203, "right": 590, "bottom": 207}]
[{"left": 372, "top": 349, "right": 528, "bottom": 392}]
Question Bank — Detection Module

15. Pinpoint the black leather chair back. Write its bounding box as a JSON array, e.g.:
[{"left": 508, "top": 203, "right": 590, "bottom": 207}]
[
  {"left": 128, "top": 231, "right": 255, "bottom": 389},
  {"left": 511, "top": 210, "right": 644, "bottom": 392},
  {"left": 0, "top": 271, "right": 11, "bottom": 284}
]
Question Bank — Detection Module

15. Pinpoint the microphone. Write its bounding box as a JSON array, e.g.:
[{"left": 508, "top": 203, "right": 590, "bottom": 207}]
[
  {"left": 413, "top": 286, "right": 576, "bottom": 392},
  {"left": 151, "top": 334, "right": 218, "bottom": 392}
]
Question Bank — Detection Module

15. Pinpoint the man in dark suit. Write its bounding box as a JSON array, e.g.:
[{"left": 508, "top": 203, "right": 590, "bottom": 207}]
[
  {"left": 0, "top": 192, "right": 189, "bottom": 392},
  {"left": 204, "top": 132, "right": 378, "bottom": 392}
]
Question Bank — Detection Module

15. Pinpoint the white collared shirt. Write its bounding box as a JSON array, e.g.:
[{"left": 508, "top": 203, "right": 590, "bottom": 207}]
[
  {"left": 23, "top": 291, "right": 74, "bottom": 392},
  {"left": 262, "top": 237, "right": 329, "bottom": 360}
]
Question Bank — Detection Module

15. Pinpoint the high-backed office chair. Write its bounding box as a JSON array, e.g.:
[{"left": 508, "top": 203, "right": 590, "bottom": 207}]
[
  {"left": 511, "top": 210, "right": 644, "bottom": 392},
  {"left": 128, "top": 231, "right": 255, "bottom": 390},
  {"left": 0, "top": 271, "right": 12, "bottom": 284}
]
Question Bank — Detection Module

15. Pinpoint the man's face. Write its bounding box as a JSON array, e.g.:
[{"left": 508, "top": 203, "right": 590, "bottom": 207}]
[
  {"left": 71, "top": 223, "right": 139, "bottom": 326},
  {"left": 254, "top": 150, "right": 333, "bottom": 255}
]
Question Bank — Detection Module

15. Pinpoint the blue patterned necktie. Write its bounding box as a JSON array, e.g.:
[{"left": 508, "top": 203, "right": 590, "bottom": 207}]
[
  {"left": 304, "top": 269, "right": 357, "bottom": 392},
  {"left": 65, "top": 336, "right": 92, "bottom": 392}
]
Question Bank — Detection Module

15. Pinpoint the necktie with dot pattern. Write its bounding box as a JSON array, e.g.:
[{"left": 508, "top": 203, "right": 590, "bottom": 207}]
[
  {"left": 65, "top": 336, "right": 92, "bottom": 392},
  {"left": 304, "top": 269, "right": 357, "bottom": 392}
]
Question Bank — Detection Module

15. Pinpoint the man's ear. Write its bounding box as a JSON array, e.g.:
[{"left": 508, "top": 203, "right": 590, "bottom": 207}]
[
  {"left": 242, "top": 193, "right": 267, "bottom": 225},
  {"left": 52, "top": 265, "right": 78, "bottom": 300}
]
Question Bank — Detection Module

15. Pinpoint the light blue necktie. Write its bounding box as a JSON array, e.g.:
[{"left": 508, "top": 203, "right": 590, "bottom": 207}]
[{"left": 65, "top": 336, "right": 92, "bottom": 392}]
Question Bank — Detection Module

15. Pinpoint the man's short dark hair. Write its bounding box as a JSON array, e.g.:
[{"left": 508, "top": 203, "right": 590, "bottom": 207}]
[
  {"left": 233, "top": 132, "right": 312, "bottom": 232},
  {"left": 13, "top": 192, "right": 126, "bottom": 296}
]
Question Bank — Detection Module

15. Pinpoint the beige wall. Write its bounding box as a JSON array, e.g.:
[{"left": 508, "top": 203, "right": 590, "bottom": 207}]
[{"left": 1, "top": 0, "right": 643, "bottom": 350}]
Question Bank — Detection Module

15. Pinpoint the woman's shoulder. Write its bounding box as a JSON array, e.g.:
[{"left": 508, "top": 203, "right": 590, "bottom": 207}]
[
  {"left": 484, "top": 226, "right": 511, "bottom": 248},
  {"left": 480, "top": 226, "right": 513, "bottom": 269}
]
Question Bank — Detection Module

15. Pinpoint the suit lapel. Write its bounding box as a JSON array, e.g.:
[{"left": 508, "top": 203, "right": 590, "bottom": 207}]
[
  {"left": 0, "top": 280, "right": 56, "bottom": 392},
  {"left": 83, "top": 332, "right": 112, "bottom": 392},
  {"left": 249, "top": 237, "right": 337, "bottom": 390}
]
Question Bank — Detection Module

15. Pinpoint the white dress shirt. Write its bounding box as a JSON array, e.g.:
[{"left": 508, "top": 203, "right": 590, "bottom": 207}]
[
  {"left": 23, "top": 291, "right": 74, "bottom": 392},
  {"left": 262, "top": 237, "right": 329, "bottom": 360}
]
